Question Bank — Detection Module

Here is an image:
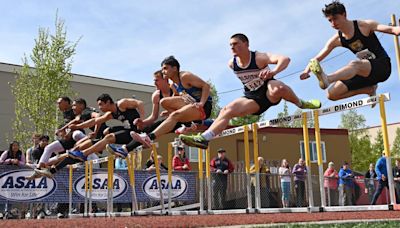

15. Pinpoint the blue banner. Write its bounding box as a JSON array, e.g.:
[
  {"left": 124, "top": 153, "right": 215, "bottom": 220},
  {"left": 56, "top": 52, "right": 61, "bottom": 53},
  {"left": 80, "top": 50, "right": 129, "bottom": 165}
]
[{"left": 0, "top": 165, "right": 197, "bottom": 203}]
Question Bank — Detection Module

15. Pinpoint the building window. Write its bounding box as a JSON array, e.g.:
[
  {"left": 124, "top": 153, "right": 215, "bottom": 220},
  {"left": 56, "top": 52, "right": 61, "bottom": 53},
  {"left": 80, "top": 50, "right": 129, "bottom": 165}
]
[
  {"left": 299, "top": 141, "right": 326, "bottom": 163},
  {"left": 186, "top": 146, "right": 206, "bottom": 162}
]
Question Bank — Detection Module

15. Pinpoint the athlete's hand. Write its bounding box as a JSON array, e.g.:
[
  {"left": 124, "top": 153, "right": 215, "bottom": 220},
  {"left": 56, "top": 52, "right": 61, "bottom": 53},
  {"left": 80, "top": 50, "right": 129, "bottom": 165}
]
[
  {"left": 160, "top": 110, "right": 170, "bottom": 117},
  {"left": 259, "top": 68, "right": 276, "bottom": 80},
  {"left": 300, "top": 65, "right": 311, "bottom": 80},
  {"left": 133, "top": 118, "right": 144, "bottom": 130},
  {"left": 300, "top": 72, "right": 310, "bottom": 80},
  {"left": 88, "top": 132, "right": 96, "bottom": 139},
  {"left": 194, "top": 102, "right": 204, "bottom": 108},
  {"left": 69, "top": 124, "right": 78, "bottom": 130},
  {"left": 55, "top": 128, "right": 62, "bottom": 135}
]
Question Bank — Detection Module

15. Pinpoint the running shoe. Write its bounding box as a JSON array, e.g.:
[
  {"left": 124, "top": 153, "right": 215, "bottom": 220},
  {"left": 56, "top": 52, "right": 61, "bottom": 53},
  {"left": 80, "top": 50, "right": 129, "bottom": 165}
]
[
  {"left": 68, "top": 150, "right": 87, "bottom": 162},
  {"left": 130, "top": 132, "right": 152, "bottom": 148},
  {"left": 25, "top": 170, "right": 42, "bottom": 180},
  {"left": 300, "top": 99, "right": 321, "bottom": 109},
  {"left": 34, "top": 168, "right": 54, "bottom": 179},
  {"left": 106, "top": 144, "right": 128, "bottom": 158},
  {"left": 309, "top": 59, "right": 329, "bottom": 89},
  {"left": 179, "top": 133, "right": 209, "bottom": 149}
]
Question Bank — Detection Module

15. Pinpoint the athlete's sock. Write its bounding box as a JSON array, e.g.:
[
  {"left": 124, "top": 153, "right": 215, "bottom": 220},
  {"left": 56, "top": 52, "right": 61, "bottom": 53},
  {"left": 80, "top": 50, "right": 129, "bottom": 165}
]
[
  {"left": 201, "top": 130, "right": 215, "bottom": 141},
  {"left": 126, "top": 140, "right": 142, "bottom": 152}
]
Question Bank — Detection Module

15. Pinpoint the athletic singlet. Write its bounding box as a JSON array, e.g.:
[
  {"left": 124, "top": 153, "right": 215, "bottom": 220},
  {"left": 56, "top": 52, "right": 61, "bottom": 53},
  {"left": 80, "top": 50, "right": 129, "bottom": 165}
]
[
  {"left": 80, "top": 107, "right": 107, "bottom": 135},
  {"left": 159, "top": 88, "right": 173, "bottom": 100},
  {"left": 233, "top": 51, "right": 269, "bottom": 92},
  {"left": 173, "top": 77, "right": 212, "bottom": 103},
  {"left": 111, "top": 103, "right": 140, "bottom": 130},
  {"left": 63, "top": 109, "right": 75, "bottom": 124},
  {"left": 339, "top": 20, "right": 388, "bottom": 60}
]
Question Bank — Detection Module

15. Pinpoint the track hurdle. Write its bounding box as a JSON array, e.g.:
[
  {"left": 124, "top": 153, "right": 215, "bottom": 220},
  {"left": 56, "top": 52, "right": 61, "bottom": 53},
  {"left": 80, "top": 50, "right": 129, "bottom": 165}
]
[
  {"left": 126, "top": 153, "right": 138, "bottom": 213},
  {"left": 167, "top": 142, "right": 173, "bottom": 214},
  {"left": 198, "top": 147, "right": 205, "bottom": 213},
  {"left": 151, "top": 143, "right": 165, "bottom": 214},
  {"left": 314, "top": 93, "right": 393, "bottom": 212},
  {"left": 206, "top": 147, "right": 212, "bottom": 212},
  {"left": 391, "top": 14, "right": 400, "bottom": 79},
  {"left": 302, "top": 112, "right": 315, "bottom": 211},
  {"left": 252, "top": 123, "right": 261, "bottom": 211}
]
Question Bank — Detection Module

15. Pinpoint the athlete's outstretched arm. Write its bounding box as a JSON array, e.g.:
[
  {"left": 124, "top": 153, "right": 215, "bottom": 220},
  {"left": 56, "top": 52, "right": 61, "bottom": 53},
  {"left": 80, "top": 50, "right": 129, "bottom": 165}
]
[
  {"left": 366, "top": 19, "right": 400, "bottom": 36},
  {"left": 119, "top": 98, "right": 145, "bottom": 119},
  {"left": 300, "top": 34, "right": 341, "bottom": 80}
]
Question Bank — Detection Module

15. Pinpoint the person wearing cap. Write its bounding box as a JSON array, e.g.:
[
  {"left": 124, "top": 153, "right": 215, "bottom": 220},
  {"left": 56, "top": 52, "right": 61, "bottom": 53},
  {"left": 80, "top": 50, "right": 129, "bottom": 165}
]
[
  {"left": 338, "top": 161, "right": 354, "bottom": 206},
  {"left": 392, "top": 158, "right": 400, "bottom": 204},
  {"left": 324, "top": 161, "right": 338, "bottom": 206},
  {"left": 371, "top": 152, "right": 388, "bottom": 205},
  {"left": 210, "top": 148, "right": 234, "bottom": 209},
  {"left": 364, "top": 163, "right": 377, "bottom": 203},
  {"left": 172, "top": 146, "right": 191, "bottom": 171}
]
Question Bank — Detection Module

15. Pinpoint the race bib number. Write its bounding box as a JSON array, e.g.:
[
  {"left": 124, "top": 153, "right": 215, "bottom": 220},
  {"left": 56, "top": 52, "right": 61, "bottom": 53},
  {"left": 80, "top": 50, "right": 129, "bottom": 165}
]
[
  {"left": 356, "top": 49, "right": 376, "bottom": 60},
  {"left": 244, "top": 78, "right": 264, "bottom": 91}
]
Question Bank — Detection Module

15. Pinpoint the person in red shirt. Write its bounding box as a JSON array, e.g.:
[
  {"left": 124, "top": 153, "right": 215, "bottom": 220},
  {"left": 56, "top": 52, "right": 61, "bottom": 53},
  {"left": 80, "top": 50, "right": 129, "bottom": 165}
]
[
  {"left": 210, "top": 148, "right": 234, "bottom": 209},
  {"left": 324, "top": 161, "right": 339, "bottom": 206},
  {"left": 172, "top": 146, "right": 191, "bottom": 171}
]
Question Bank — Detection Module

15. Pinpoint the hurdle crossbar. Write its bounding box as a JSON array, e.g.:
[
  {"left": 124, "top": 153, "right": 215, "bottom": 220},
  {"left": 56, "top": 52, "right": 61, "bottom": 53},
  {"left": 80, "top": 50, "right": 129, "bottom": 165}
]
[
  {"left": 318, "top": 93, "right": 390, "bottom": 116},
  {"left": 70, "top": 156, "right": 110, "bottom": 169}
]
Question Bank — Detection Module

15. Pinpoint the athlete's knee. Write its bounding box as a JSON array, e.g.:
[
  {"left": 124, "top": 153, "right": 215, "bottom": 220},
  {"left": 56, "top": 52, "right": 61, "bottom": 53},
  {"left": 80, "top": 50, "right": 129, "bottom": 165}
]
[
  {"left": 347, "top": 60, "right": 363, "bottom": 70},
  {"left": 103, "top": 127, "right": 110, "bottom": 136},
  {"left": 169, "top": 110, "right": 183, "bottom": 121},
  {"left": 269, "top": 82, "right": 287, "bottom": 98},
  {"left": 327, "top": 90, "right": 340, "bottom": 101},
  {"left": 103, "top": 133, "right": 116, "bottom": 142},
  {"left": 220, "top": 105, "right": 239, "bottom": 119},
  {"left": 72, "top": 130, "right": 85, "bottom": 141},
  {"left": 160, "top": 97, "right": 172, "bottom": 109}
]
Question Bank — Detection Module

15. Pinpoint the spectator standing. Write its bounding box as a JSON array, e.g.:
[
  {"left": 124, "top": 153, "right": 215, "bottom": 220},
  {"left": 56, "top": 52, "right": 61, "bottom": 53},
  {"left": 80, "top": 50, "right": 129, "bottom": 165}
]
[
  {"left": 371, "top": 153, "right": 389, "bottom": 205},
  {"left": 172, "top": 146, "right": 191, "bottom": 171},
  {"left": 338, "top": 161, "right": 354, "bottom": 206},
  {"left": 279, "top": 159, "right": 291, "bottom": 208},
  {"left": 250, "top": 157, "right": 271, "bottom": 208},
  {"left": 25, "top": 133, "right": 42, "bottom": 169},
  {"left": 324, "top": 162, "right": 338, "bottom": 206},
  {"left": 292, "top": 158, "right": 307, "bottom": 207},
  {"left": 210, "top": 148, "right": 234, "bottom": 209},
  {"left": 393, "top": 158, "right": 400, "bottom": 204},
  {"left": 364, "top": 163, "right": 377, "bottom": 203}
]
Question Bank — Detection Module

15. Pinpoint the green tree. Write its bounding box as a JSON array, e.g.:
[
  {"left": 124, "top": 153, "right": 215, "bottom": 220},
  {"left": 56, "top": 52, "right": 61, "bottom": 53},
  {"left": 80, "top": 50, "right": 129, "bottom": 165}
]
[
  {"left": 372, "top": 130, "right": 384, "bottom": 156},
  {"left": 230, "top": 114, "right": 262, "bottom": 126},
  {"left": 392, "top": 128, "right": 400, "bottom": 158},
  {"left": 9, "top": 15, "right": 79, "bottom": 149},
  {"left": 291, "top": 108, "right": 315, "bottom": 128},
  {"left": 274, "top": 101, "right": 314, "bottom": 128},
  {"left": 276, "top": 101, "right": 290, "bottom": 127},
  {"left": 208, "top": 80, "right": 221, "bottom": 119},
  {"left": 339, "top": 110, "right": 373, "bottom": 171}
]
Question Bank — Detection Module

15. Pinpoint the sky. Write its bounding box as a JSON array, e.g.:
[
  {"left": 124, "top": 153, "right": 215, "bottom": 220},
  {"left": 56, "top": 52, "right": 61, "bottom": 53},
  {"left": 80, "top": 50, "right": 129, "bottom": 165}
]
[{"left": 0, "top": 0, "right": 399, "bottom": 131}]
